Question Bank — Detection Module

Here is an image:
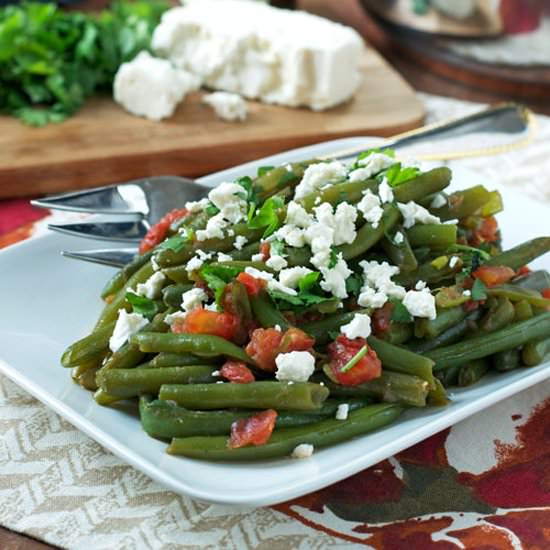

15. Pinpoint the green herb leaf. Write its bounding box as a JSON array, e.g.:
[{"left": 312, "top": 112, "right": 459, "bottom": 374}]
[
  {"left": 328, "top": 330, "right": 340, "bottom": 341},
  {"left": 125, "top": 291, "right": 159, "bottom": 320},
  {"left": 328, "top": 249, "right": 339, "bottom": 269},
  {"left": 200, "top": 264, "right": 243, "bottom": 305},
  {"left": 270, "top": 239, "right": 286, "bottom": 258},
  {"left": 248, "top": 196, "right": 284, "bottom": 238},
  {"left": 298, "top": 271, "right": 320, "bottom": 293},
  {"left": 389, "top": 297, "right": 413, "bottom": 323},
  {"left": 158, "top": 234, "right": 189, "bottom": 252},
  {"left": 257, "top": 165, "right": 274, "bottom": 177},
  {"left": 205, "top": 203, "right": 220, "bottom": 216},
  {"left": 345, "top": 274, "right": 362, "bottom": 296},
  {"left": 380, "top": 162, "right": 421, "bottom": 187},
  {"left": 471, "top": 278, "right": 488, "bottom": 301},
  {"left": 352, "top": 148, "right": 396, "bottom": 170}
]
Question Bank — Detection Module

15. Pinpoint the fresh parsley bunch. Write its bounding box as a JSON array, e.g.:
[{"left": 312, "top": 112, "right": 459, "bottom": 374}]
[{"left": 0, "top": 1, "right": 167, "bottom": 126}]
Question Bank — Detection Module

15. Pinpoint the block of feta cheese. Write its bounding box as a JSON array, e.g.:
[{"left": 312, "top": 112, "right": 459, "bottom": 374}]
[
  {"left": 202, "top": 92, "right": 248, "bottom": 121},
  {"left": 152, "top": 0, "right": 364, "bottom": 111},
  {"left": 114, "top": 51, "right": 201, "bottom": 121}
]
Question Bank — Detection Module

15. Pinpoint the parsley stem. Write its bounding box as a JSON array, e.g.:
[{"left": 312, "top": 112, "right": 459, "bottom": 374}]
[
  {"left": 450, "top": 244, "right": 491, "bottom": 261},
  {"left": 341, "top": 345, "right": 367, "bottom": 373}
]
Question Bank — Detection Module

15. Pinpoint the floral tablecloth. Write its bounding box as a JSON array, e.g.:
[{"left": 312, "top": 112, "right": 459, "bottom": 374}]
[{"left": 1, "top": 94, "right": 550, "bottom": 550}]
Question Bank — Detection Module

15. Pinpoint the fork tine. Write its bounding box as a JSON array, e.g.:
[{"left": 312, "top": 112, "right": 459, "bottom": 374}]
[
  {"left": 48, "top": 221, "right": 149, "bottom": 242},
  {"left": 31, "top": 185, "right": 137, "bottom": 215},
  {"left": 61, "top": 248, "right": 138, "bottom": 268}
]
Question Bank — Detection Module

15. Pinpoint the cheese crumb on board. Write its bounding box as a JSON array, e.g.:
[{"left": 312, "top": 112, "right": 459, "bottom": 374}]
[
  {"left": 153, "top": 0, "right": 364, "bottom": 111},
  {"left": 202, "top": 91, "right": 247, "bottom": 121},
  {"left": 114, "top": 51, "right": 200, "bottom": 121}
]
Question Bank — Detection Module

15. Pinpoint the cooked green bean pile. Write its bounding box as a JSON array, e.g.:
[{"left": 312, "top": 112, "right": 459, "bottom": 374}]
[{"left": 62, "top": 149, "right": 550, "bottom": 461}]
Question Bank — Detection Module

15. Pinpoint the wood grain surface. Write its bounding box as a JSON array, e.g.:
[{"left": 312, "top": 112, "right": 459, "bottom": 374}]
[{"left": 0, "top": 48, "right": 424, "bottom": 199}]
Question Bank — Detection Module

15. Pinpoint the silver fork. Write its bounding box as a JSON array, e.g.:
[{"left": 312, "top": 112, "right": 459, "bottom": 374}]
[{"left": 32, "top": 102, "right": 535, "bottom": 268}]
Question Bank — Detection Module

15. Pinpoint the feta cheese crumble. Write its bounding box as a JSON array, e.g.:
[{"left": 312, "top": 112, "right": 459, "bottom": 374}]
[
  {"left": 151, "top": 255, "right": 161, "bottom": 272},
  {"left": 234, "top": 235, "right": 248, "bottom": 250},
  {"left": 202, "top": 91, "right": 247, "bottom": 121},
  {"left": 335, "top": 403, "right": 349, "bottom": 420},
  {"left": 266, "top": 254, "right": 288, "bottom": 272},
  {"left": 394, "top": 231, "right": 404, "bottom": 245},
  {"left": 294, "top": 161, "right": 347, "bottom": 200},
  {"left": 430, "top": 193, "right": 447, "bottom": 209},
  {"left": 185, "top": 197, "right": 209, "bottom": 213},
  {"left": 357, "top": 189, "right": 383, "bottom": 228},
  {"left": 244, "top": 267, "right": 297, "bottom": 296},
  {"left": 348, "top": 153, "right": 395, "bottom": 181},
  {"left": 181, "top": 287, "right": 208, "bottom": 312},
  {"left": 449, "top": 256, "right": 459, "bottom": 268},
  {"left": 216, "top": 252, "right": 233, "bottom": 262},
  {"left": 340, "top": 313, "right": 372, "bottom": 339},
  {"left": 313, "top": 202, "right": 357, "bottom": 245},
  {"left": 279, "top": 266, "right": 313, "bottom": 289},
  {"left": 109, "top": 309, "right": 148, "bottom": 353},
  {"left": 275, "top": 351, "right": 316, "bottom": 382},
  {"left": 209, "top": 182, "right": 248, "bottom": 224},
  {"left": 136, "top": 271, "right": 166, "bottom": 299},
  {"left": 113, "top": 51, "right": 201, "bottom": 121},
  {"left": 403, "top": 288, "right": 437, "bottom": 320},
  {"left": 398, "top": 201, "right": 441, "bottom": 229},
  {"left": 319, "top": 253, "right": 352, "bottom": 299},
  {"left": 378, "top": 178, "right": 394, "bottom": 203},
  {"left": 291, "top": 443, "right": 314, "bottom": 459},
  {"left": 357, "top": 259, "right": 406, "bottom": 309},
  {"left": 186, "top": 249, "right": 213, "bottom": 273}
]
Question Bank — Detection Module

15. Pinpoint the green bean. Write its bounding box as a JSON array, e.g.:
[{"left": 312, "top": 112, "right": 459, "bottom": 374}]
[
  {"left": 100, "top": 251, "right": 153, "bottom": 300},
  {"left": 480, "top": 190, "right": 504, "bottom": 217},
  {"left": 93, "top": 388, "right": 122, "bottom": 406},
  {"left": 458, "top": 359, "right": 489, "bottom": 386},
  {"left": 302, "top": 311, "right": 363, "bottom": 345},
  {"left": 249, "top": 290, "right": 291, "bottom": 331},
  {"left": 96, "top": 366, "right": 218, "bottom": 399},
  {"left": 367, "top": 336, "right": 436, "bottom": 388},
  {"left": 228, "top": 240, "right": 261, "bottom": 261},
  {"left": 513, "top": 270, "right": 550, "bottom": 292},
  {"left": 101, "top": 312, "right": 170, "bottom": 371},
  {"left": 143, "top": 352, "right": 221, "bottom": 368},
  {"left": 406, "top": 224, "right": 457, "bottom": 249},
  {"left": 426, "top": 312, "right": 550, "bottom": 370},
  {"left": 409, "top": 313, "right": 476, "bottom": 353},
  {"left": 132, "top": 332, "right": 253, "bottom": 364},
  {"left": 339, "top": 205, "right": 400, "bottom": 260},
  {"left": 322, "top": 370, "right": 430, "bottom": 408},
  {"left": 514, "top": 300, "right": 534, "bottom": 322},
  {"left": 383, "top": 323, "right": 413, "bottom": 345},
  {"left": 479, "top": 298, "right": 515, "bottom": 333},
  {"left": 61, "top": 321, "right": 116, "bottom": 368},
  {"left": 71, "top": 355, "right": 106, "bottom": 380},
  {"left": 162, "top": 284, "right": 193, "bottom": 308},
  {"left": 299, "top": 178, "right": 377, "bottom": 211},
  {"left": 139, "top": 396, "right": 371, "bottom": 439},
  {"left": 394, "top": 260, "right": 458, "bottom": 288},
  {"left": 381, "top": 232, "right": 418, "bottom": 273},
  {"left": 167, "top": 403, "right": 402, "bottom": 461},
  {"left": 522, "top": 337, "right": 550, "bottom": 366},
  {"left": 159, "top": 381, "right": 329, "bottom": 410},
  {"left": 253, "top": 162, "right": 308, "bottom": 199},
  {"left": 95, "top": 262, "right": 154, "bottom": 329},
  {"left": 431, "top": 185, "right": 491, "bottom": 221},
  {"left": 435, "top": 364, "right": 460, "bottom": 388},
  {"left": 486, "top": 285, "right": 550, "bottom": 309},
  {"left": 427, "top": 378, "right": 449, "bottom": 405},
  {"left": 392, "top": 167, "right": 452, "bottom": 203},
  {"left": 75, "top": 365, "right": 102, "bottom": 391},
  {"left": 485, "top": 237, "right": 550, "bottom": 270},
  {"left": 415, "top": 306, "right": 468, "bottom": 340},
  {"left": 492, "top": 348, "right": 521, "bottom": 372}
]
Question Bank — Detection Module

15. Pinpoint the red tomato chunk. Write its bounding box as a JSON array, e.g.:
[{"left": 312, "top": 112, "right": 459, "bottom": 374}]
[
  {"left": 328, "top": 335, "right": 382, "bottom": 386},
  {"left": 473, "top": 265, "right": 515, "bottom": 287},
  {"left": 229, "top": 409, "right": 277, "bottom": 448},
  {"left": 245, "top": 327, "right": 315, "bottom": 372},
  {"left": 236, "top": 272, "right": 267, "bottom": 296},
  {"left": 172, "top": 307, "right": 239, "bottom": 341},
  {"left": 139, "top": 208, "right": 188, "bottom": 254},
  {"left": 220, "top": 361, "right": 255, "bottom": 384}
]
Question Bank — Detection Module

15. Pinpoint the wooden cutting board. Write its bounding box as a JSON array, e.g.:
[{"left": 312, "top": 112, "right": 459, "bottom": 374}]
[{"left": 0, "top": 48, "right": 424, "bottom": 199}]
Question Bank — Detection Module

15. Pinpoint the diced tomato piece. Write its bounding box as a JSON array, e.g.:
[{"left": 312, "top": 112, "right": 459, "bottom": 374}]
[
  {"left": 245, "top": 327, "right": 315, "bottom": 371},
  {"left": 470, "top": 216, "right": 499, "bottom": 247},
  {"left": 328, "top": 335, "right": 381, "bottom": 386},
  {"left": 372, "top": 303, "right": 394, "bottom": 338},
  {"left": 229, "top": 409, "right": 277, "bottom": 448},
  {"left": 516, "top": 265, "right": 531, "bottom": 276},
  {"left": 473, "top": 265, "right": 515, "bottom": 287},
  {"left": 259, "top": 242, "right": 271, "bottom": 261},
  {"left": 542, "top": 288, "right": 550, "bottom": 299},
  {"left": 463, "top": 299, "right": 481, "bottom": 312},
  {"left": 277, "top": 327, "right": 315, "bottom": 354},
  {"left": 245, "top": 328, "right": 283, "bottom": 371},
  {"left": 139, "top": 208, "right": 188, "bottom": 254},
  {"left": 236, "top": 272, "right": 267, "bottom": 296},
  {"left": 172, "top": 307, "right": 239, "bottom": 341},
  {"left": 220, "top": 361, "right": 255, "bottom": 384}
]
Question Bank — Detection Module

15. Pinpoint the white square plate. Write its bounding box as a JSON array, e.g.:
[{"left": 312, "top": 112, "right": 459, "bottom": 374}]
[{"left": 1, "top": 138, "right": 550, "bottom": 507}]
